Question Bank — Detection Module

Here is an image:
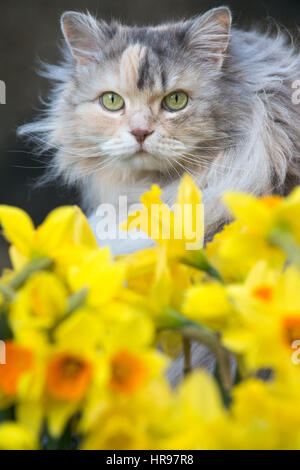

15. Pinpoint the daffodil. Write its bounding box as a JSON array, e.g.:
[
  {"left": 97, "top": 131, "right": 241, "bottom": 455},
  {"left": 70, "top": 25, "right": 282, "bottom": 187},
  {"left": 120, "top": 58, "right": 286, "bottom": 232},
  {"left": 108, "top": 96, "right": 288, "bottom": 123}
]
[
  {"left": 223, "top": 186, "right": 300, "bottom": 246},
  {"left": 224, "top": 261, "right": 300, "bottom": 374},
  {"left": 0, "top": 331, "right": 49, "bottom": 437},
  {"left": 162, "top": 370, "right": 227, "bottom": 450},
  {"left": 44, "top": 349, "right": 96, "bottom": 437},
  {"left": 67, "top": 247, "right": 126, "bottom": 308},
  {"left": 182, "top": 282, "right": 235, "bottom": 331},
  {"left": 122, "top": 174, "right": 204, "bottom": 257},
  {"left": 224, "top": 378, "right": 300, "bottom": 450},
  {"left": 81, "top": 411, "right": 150, "bottom": 450},
  {"left": 43, "top": 310, "right": 109, "bottom": 437},
  {"left": 206, "top": 220, "right": 285, "bottom": 282},
  {"left": 9, "top": 272, "right": 68, "bottom": 334},
  {"left": 81, "top": 379, "right": 176, "bottom": 450},
  {"left": 0, "top": 341, "right": 34, "bottom": 404},
  {"left": 0, "top": 205, "right": 98, "bottom": 272},
  {"left": 98, "top": 305, "right": 167, "bottom": 398},
  {"left": 2, "top": 178, "right": 300, "bottom": 450}
]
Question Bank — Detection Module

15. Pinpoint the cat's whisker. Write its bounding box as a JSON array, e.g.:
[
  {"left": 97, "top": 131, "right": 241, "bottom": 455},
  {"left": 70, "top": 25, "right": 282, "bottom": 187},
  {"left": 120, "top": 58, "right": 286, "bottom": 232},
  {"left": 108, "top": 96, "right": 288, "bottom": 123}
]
[
  {"left": 28, "top": 135, "right": 106, "bottom": 159},
  {"left": 70, "top": 135, "right": 108, "bottom": 143},
  {"left": 167, "top": 149, "right": 231, "bottom": 175},
  {"left": 166, "top": 157, "right": 183, "bottom": 179},
  {"left": 168, "top": 156, "right": 200, "bottom": 179},
  {"left": 166, "top": 149, "right": 212, "bottom": 173},
  {"left": 174, "top": 133, "right": 245, "bottom": 142},
  {"left": 171, "top": 151, "right": 245, "bottom": 171}
]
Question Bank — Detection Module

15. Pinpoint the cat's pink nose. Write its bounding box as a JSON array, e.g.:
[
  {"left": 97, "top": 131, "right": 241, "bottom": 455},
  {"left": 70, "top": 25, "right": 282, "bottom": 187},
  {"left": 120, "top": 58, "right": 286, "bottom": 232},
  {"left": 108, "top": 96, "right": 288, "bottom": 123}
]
[{"left": 130, "top": 128, "right": 154, "bottom": 144}]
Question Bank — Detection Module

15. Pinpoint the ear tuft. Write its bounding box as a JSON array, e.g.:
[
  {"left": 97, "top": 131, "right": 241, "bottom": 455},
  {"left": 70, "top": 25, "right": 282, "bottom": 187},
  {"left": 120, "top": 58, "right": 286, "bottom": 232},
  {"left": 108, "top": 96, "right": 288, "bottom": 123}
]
[
  {"left": 60, "top": 11, "right": 103, "bottom": 65},
  {"left": 214, "top": 7, "right": 232, "bottom": 32},
  {"left": 187, "top": 7, "right": 232, "bottom": 69}
]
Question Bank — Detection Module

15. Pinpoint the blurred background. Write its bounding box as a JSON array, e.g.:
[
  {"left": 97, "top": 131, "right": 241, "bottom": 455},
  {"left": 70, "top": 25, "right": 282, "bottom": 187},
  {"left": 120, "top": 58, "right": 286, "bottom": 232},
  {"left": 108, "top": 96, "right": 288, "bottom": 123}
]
[{"left": 0, "top": 0, "right": 300, "bottom": 267}]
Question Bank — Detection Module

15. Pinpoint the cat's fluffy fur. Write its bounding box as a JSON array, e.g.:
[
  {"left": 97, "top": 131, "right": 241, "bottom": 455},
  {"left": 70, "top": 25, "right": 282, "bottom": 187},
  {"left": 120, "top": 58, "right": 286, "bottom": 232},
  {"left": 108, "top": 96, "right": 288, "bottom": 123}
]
[{"left": 19, "top": 6, "right": 300, "bottom": 246}]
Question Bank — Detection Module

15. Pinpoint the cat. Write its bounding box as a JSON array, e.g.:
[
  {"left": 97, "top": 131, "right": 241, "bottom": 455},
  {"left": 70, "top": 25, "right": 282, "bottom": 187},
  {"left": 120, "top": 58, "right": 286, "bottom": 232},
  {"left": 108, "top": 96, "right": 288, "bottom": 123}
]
[
  {"left": 19, "top": 5, "right": 300, "bottom": 254},
  {"left": 18, "top": 6, "right": 300, "bottom": 381}
]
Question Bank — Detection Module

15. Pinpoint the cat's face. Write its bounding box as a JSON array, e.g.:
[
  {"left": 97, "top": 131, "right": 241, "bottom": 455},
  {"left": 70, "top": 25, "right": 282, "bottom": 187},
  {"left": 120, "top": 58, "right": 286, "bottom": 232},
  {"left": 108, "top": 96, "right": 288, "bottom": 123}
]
[{"left": 54, "top": 8, "right": 231, "bottom": 179}]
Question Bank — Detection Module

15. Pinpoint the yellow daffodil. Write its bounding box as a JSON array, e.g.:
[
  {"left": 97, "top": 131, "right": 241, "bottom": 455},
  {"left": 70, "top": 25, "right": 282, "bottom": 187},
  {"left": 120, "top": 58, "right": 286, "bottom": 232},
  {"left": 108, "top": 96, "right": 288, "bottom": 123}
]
[
  {"left": 162, "top": 371, "right": 227, "bottom": 450},
  {"left": 182, "top": 282, "right": 235, "bottom": 330},
  {"left": 44, "top": 345, "right": 108, "bottom": 437},
  {"left": 223, "top": 186, "right": 300, "bottom": 244},
  {"left": 224, "top": 261, "right": 300, "bottom": 373},
  {"left": 43, "top": 310, "right": 109, "bottom": 437},
  {"left": 9, "top": 272, "right": 67, "bottom": 333},
  {"left": 97, "top": 303, "right": 167, "bottom": 397},
  {"left": 206, "top": 220, "right": 285, "bottom": 282},
  {"left": 81, "top": 379, "right": 176, "bottom": 450},
  {"left": 122, "top": 174, "right": 204, "bottom": 257},
  {"left": 67, "top": 247, "right": 126, "bottom": 308},
  {"left": 224, "top": 379, "right": 300, "bottom": 450},
  {"left": 0, "top": 205, "right": 97, "bottom": 271},
  {"left": 81, "top": 411, "right": 150, "bottom": 450},
  {"left": 2, "top": 177, "right": 300, "bottom": 450}
]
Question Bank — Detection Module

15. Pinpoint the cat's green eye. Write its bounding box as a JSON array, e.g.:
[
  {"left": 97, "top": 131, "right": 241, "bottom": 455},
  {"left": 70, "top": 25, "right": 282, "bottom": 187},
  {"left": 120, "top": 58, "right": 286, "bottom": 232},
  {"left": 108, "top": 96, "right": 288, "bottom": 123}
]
[
  {"left": 100, "top": 92, "right": 125, "bottom": 111},
  {"left": 163, "top": 91, "right": 188, "bottom": 111}
]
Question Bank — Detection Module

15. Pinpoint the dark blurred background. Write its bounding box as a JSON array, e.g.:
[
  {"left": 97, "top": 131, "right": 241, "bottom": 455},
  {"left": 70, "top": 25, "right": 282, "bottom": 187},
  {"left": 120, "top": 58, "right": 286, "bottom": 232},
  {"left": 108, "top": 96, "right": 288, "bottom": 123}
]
[{"left": 0, "top": 0, "right": 300, "bottom": 267}]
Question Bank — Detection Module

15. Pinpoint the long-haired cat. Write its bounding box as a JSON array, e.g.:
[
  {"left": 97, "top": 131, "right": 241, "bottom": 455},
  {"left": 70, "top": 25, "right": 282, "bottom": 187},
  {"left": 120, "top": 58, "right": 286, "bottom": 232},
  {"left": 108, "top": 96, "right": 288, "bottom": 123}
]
[
  {"left": 19, "top": 6, "right": 300, "bottom": 248},
  {"left": 19, "top": 7, "right": 300, "bottom": 381}
]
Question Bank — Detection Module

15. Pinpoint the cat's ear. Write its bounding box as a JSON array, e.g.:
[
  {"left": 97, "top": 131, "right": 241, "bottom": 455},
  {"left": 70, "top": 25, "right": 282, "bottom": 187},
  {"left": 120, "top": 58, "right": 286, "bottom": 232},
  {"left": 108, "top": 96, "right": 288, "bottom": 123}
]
[
  {"left": 61, "top": 11, "right": 106, "bottom": 65},
  {"left": 186, "top": 7, "right": 232, "bottom": 68}
]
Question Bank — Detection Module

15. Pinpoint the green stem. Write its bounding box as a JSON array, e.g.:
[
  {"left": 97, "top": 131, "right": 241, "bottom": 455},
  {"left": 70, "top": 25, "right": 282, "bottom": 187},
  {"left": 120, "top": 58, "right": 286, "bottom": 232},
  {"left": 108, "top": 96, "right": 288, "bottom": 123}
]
[
  {"left": 269, "top": 227, "right": 300, "bottom": 269},
  {"left": 183, "top": 338, "right": 191, "bottom": 376},
  {"left": 178, "top": 324, "right": 232, "bottom": 391},
  {"left": 160, "top": 307, "right": 232, "bottom": 390},
  {"left": 0, "top": 283, "right": 16, "bottom": 302},
  {"left": 157, "top": 307, "right": 194, "bottom": 330},
  {"left": 66, "top": 288, "right": 88, "bottom": 316},
  {"left": 214, "top": 362, "right": 232, "bottom": 408},
  {"left": 9, "top": 257, "right": 53, "bottom": 290},
  {"left": 48, "top": 288, "right": 89, "bottom": 342},
  {"left": 181, "top": 250, "right": 224, "bottom": 283}
]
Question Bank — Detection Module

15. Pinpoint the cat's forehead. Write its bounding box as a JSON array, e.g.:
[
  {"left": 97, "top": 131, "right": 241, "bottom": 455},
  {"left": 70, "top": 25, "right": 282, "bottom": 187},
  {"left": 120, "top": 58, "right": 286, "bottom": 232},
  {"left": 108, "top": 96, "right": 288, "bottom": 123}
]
[
  {"left": 119, "top": 44, "right": 161, "bottom": 92},
  {"left": 106, "top": 24, "right": 190, "bottom": 94}
]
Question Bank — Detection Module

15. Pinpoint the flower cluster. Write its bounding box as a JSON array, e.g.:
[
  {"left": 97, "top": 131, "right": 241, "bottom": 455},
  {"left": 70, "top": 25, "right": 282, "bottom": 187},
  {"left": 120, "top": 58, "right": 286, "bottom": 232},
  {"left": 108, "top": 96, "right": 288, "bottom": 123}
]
[{"left": 0, "top": 175, "right": 300, "bottom": 450}]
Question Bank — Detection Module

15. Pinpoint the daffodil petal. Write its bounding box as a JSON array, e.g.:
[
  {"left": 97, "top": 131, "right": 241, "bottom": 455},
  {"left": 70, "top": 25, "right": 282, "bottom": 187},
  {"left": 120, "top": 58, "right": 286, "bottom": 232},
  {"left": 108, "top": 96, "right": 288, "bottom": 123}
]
[
  {"left": 0, "top": 205, "right": 35, "bottom": 256},
  {"left": 73, "top": 206, "right": 98, "bottom": 248},
  {"left": 36, "top": 206, "right": 76, "bottom": 253},
  {"left": 0, "top": 422, "right": 38, "bottom": 450}
]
